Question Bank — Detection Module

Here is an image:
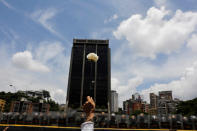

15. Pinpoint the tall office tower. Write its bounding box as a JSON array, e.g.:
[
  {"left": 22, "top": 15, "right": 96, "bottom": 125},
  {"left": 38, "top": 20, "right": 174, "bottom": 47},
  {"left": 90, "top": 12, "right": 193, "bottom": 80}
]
[
  {"left": 111, "top": 90, "right": 118, "bottom": 113},
  {"left": 149, "top": 93, "right": 158, "bottom": 115},
  {"left": 66, "top": 39, "right": 111, "bottom": 112}
]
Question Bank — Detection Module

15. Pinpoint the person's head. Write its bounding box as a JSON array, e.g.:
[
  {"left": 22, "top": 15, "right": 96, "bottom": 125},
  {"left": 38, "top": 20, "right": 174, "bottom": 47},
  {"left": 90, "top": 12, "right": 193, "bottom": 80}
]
[
  {"left": 63, "top": 112, "right": 67, "bottom": 118},
  {"left": 81, "top": 113, "right": 85, "bottom": 118},
  {"left": 131, "top": 115, "right": 135, "bottom": 119},
  {"left": 172, "top": 115, "right": 176, "bottom": 119},
  {"left": 101, "top": 112, "right": 105, "bottom": 115},
  {"left": 121, "top": 114, "right": 126, "bottom": 119},
  {"left": 140, "top": 113, "right": 144, "bottom": 117}
]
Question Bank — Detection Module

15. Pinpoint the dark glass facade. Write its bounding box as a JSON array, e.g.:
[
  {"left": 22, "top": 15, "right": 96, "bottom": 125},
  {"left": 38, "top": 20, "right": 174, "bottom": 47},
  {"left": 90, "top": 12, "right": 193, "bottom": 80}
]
[{"left": 66, "top": 39, "right": 111, "bottom": 112}]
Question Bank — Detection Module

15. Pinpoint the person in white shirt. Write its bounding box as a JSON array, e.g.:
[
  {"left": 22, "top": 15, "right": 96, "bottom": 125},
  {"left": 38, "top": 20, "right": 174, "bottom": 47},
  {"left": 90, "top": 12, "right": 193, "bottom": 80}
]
[{"left": 81, "top": 96, "right": 95, "bottom": 131}]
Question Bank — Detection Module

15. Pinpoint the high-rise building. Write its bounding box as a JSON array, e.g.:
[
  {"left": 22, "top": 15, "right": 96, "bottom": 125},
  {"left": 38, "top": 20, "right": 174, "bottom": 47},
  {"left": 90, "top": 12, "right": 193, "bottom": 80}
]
[
  {"left": 144, "top": 103, "right": 149, "bottom": 113},
  {"left": 123, "top": 93, "right": 146, "bottom": 115},
  {"left": 149, "top": 93, "right": 158, "bottom": 115},
  {"left": 149, "top": 91, "right": 179, "bottom": 115},
  {"left": 66, "top": 39, "right": 111, "bottom": 112},
  {"left": 159, "top": 91, "right": 172, "bottom": 100},
  {"left": 157, "top": 91, "right": 177, "bottom": 115},
  {"left": 123, "top": 99, "right": 132, "bottom": 115},
  {"left": 150, "top": 93, "right": 158, "bottom": 109},
  {"left": 111, "top": 90, "right": 118, "bottom": 113}
]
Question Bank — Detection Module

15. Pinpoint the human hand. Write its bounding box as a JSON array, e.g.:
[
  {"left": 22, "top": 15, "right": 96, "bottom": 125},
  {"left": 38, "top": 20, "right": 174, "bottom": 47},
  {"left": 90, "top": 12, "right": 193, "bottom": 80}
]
[
  {"left": 82, "top": 96, "right": 95, "bottom": 121},
  {"left": 3, "top": 127, "right": 9, "bottom": 131}
]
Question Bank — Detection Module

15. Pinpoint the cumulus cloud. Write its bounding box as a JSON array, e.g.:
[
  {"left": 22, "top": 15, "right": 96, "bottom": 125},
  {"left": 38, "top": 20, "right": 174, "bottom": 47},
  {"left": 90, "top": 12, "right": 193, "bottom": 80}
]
[
  {"left": 12, "top": 51, "right": 50, "bottom": 72},
  {"left": 187, "top": 34, "right": 197, "bottom": 52},
  {"left": 51, "top": 89, "right": 67, "bottom": 104},
  {"left": 112, "top": 76, "right": 143, "bottom": 107},
  {"left": 0, "top": 42, "right": 68, "bottom": 104},
  {"left": 104, "top": 14, "right": 118, "bottom": 23},
  {"left": 140, "top": 61, "right": 197, "bottom": 103},
  {"left": 113, "top": 7, "right": 197, "bottom": 59},
  {"left": 131, "top": 53, "right": 197, "bottom": 80}
]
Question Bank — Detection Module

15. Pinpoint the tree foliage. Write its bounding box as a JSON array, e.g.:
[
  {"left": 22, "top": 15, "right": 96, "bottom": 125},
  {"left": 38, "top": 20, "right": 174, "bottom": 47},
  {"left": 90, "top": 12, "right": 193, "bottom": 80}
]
[
  {"left": 42, "top": 90, "right": 50, "bottom": 100},
  {"left": 176, "top": 97, "right": 197, "bottom": 116},
  {"left": 131, "top": 110, "right": 148, "bottom": 115},
  {"left": 47, "top": 99, "right": 59, "bottom": 111}
]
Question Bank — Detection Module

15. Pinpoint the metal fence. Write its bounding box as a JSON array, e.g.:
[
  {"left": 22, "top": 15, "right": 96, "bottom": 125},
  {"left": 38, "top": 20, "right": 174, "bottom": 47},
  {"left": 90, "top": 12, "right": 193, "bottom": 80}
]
[{"left": 0, "top": 112, "right": 196, "bottom": 130}]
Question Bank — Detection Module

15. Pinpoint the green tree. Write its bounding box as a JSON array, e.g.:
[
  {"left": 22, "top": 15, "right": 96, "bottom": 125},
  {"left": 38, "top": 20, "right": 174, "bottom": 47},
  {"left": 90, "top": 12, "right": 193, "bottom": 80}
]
[
  {"left": 47, "top": 99, "right": 59, "bottom": 111},
  {"left": 132, "top": 110, "right": 143, "bottom": 115},
  {"left": 42, "top": 90, "right": 50, "bottom": 100},
  {"left": 176, "top": 97, "right": 197, "bottom": 116}
]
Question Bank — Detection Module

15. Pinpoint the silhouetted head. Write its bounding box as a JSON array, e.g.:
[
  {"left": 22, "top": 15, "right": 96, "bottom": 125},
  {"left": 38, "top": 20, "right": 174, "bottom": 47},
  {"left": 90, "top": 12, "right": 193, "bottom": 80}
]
[
  {"left": 121, "top": 114, "right": 126, "bottom": 119},
  {"left": 81, "top": 113, "right": 85, "bottom": 118},
  {"left": 140, "top": 113, "right": 144, "bottom": 117},
  {"left": 131, "top": 115, "right": 135, "bottom": 119}
]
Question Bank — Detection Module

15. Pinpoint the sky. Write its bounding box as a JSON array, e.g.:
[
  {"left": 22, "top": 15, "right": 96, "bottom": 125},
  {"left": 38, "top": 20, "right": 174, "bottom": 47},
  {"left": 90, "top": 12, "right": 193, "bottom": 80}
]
[{"left": 0, "top": 0, "right": 197, "bottom": 107}]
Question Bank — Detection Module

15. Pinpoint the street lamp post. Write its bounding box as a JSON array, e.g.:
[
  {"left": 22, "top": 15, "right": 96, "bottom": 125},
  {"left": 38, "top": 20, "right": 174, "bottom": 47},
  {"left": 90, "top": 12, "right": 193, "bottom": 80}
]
[{"left": 86, "top": 53, "right": 99, "bottom": 99}]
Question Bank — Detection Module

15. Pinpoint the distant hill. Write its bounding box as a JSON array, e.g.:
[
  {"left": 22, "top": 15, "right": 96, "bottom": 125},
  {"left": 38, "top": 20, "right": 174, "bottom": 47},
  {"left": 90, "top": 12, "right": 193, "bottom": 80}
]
[{"left": 176, "top": 97, "right": 197, "bottom": 115}]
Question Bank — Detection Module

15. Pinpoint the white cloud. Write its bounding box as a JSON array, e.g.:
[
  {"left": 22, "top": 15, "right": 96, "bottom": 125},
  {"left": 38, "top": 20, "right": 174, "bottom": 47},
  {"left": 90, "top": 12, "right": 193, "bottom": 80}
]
[
  {"left": 0, "top": 42, "right": 69, "bottom": 104},
  {"left": 33, "top": 41, "right": 70, "bottom": 73},
  {"left": 0, "top": 0, "right": 15, "bottom": 10},
  {"left": 111, "top": 7, "right": 197, "bottom": 107},
  {"left": 112, "top": 45, "right": 197, "bottom": 82},
  {"left": 112, "top": 76, "right": 143, "bottom": 107},
  {"left": 104, "top": 14, "right": 118, "bottom": 23},
  {"left": 140, "top": 61, "right": 197, "bottom": 103},
  {"left": 35, "top": 41, "right": 64, "bottom": 63},
  {"left": 31, "top": 8, "right": 63, "bottom": 39},
  {"left": 187, "top": 34, "right": 197, "bottom": 52},
  {"left": 113, "top": 7, "right": 197, "bottom": 59},
  {"left": 131, "top": 53, "right": 197, "bottom": 80},
  {"left": 12, "top": 51, "right": 50, "bottom": 72},
  {"left": 51, "top": 89, "right": 67, "bottom": 104}
]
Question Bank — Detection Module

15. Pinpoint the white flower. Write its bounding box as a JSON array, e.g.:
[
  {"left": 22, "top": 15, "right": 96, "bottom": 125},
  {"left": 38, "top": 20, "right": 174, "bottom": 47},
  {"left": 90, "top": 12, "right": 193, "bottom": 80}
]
[{"left": 87, "top": 53, "right": 99, "bottom": 62}]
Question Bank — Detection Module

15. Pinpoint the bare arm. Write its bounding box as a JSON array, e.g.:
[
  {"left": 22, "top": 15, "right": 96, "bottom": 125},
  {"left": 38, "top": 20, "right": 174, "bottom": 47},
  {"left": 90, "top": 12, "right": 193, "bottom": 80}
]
[
  {"left": 82, "top": 96, "right": 95, "bottom": 121},
  {"left": 3, "top": 127, "right": 9, "bottom": 131}
]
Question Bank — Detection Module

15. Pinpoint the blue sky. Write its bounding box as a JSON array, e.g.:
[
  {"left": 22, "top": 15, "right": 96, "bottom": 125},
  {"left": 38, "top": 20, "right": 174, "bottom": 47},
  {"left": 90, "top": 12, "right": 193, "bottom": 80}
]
[{"left": 1, "top": 0, "right": 197, "bottom": 106}]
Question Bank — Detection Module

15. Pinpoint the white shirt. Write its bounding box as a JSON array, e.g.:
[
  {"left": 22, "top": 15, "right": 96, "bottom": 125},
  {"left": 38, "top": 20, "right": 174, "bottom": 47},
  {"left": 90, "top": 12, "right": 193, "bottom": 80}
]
[{"left": 81, "top": 121, "right": 94, "bottom": 131}]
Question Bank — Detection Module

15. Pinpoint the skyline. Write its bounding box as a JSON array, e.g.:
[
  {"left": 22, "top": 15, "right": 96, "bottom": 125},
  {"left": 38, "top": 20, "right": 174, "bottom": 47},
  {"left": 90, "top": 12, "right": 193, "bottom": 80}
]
[{"left": 0, "top": 0, "right": 197, "bottom": 107}]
